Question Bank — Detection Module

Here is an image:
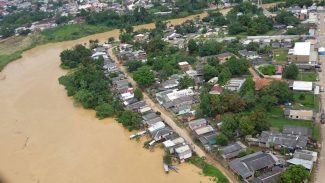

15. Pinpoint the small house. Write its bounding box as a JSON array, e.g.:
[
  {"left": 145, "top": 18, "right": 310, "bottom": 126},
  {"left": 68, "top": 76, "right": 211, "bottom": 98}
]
[
  {"left": 224, "top": 78, "right": 246, "bottom": 92},
  {"left": 175, "top": 144, "right": 192, "bottom": 161},
  {"left": 219, "top": 141, "right": 247, "bottom": 160},
  {"left": 148, "top": 121, "right": 166, "bottom": 134},
  {"left": 229, "top": 152, "right": 278, "bottom": 179},
  {"left": 151, "top": 127, "right": 174, "bottom": 142},
  {"left": 216, "top": 52, "right": 233, "bottom": 64},
  {"left": 178, "top": 61, "right": 190, "bottom": 71},
  {"left": 188, "top": 118, "right": 208, "bottom": 131},
  {"left": 284, "top": 109, "right": 314, "bottom": 121},
  {"left": 194, "top": 125, "right": 214, "bottom": 136},
  {"left": 252, "top": 167, "right": 283, "bottom": 183},
  {"left": 291, "top": 81, "right": 313, "bottom": 91},
  {"left": 283, "top": 125, "right": 312, "bottom": 137}
]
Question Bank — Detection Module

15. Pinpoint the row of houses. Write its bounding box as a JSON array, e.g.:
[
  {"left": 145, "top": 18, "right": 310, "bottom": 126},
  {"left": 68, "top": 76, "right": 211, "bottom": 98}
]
[
  {"left": 95, "top": 46, "right": 194, "bottom": 163},
  {"left": 216, "top": 124, "right": 318, "bottom": 181}
]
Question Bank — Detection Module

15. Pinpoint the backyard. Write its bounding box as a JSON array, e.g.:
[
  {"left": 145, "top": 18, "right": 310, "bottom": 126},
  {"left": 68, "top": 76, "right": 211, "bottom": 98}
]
[
  {"left": 293, "top": 92, "right": 320, "bottom": 112},
  {"left": 273, "top": 49, "right": 288, "bottom": 64},
  {"left": 267, "top": 107, "right": 320, "bottom": 140},
  {"left": 297, "top": 72, "right": 317, "bottom": 82}
]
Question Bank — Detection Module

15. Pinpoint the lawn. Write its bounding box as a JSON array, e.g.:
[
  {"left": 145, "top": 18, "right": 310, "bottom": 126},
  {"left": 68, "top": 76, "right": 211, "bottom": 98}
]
[
  {"left": 267, "top": 107, "right": 320, "bottom": 140},
  {"left": 293, "top": 92, "right": 320, "bottom": 112},
  {"left": 273, "top": 49, "right": 288, "bottom": 63},
  {"left": 297, "top": 72, "right": 317, "bottom": 82},
  {"left": 41, "top": 23, "right": 110, "bottom": 43}
]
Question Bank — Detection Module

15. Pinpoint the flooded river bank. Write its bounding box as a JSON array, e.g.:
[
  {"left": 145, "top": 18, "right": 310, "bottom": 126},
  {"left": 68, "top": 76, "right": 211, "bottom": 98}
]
[{"left": 0, "top": 13, "right": 217, "bottom": 183}]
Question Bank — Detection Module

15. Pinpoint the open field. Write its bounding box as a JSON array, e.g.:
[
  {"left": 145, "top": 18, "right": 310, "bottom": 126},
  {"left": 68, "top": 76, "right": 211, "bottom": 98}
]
[
  {"left": 0, "top": 35, "right": 41, "bottom": 71},
  {"left": 41, "top": 24, "right": 110, "bottom": 43}
]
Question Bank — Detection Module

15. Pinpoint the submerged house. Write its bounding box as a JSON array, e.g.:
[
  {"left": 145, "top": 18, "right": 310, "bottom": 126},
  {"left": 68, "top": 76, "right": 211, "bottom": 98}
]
[{"left": 175, "top": 144, "right": 192, "bottom": 161}]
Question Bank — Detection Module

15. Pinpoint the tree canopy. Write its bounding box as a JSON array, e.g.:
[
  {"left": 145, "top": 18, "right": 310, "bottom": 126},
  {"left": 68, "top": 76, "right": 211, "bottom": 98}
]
[{"left": 133, "top": 66, "right": 155, "bottom": 87}]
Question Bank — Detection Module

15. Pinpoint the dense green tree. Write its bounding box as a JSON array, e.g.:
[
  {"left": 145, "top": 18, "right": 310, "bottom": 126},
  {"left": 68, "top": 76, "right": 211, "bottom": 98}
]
[
  {"left": 239, "top": 77, "right": 255, "bottom": 96},
  {"left": 246, "top": 42, "right": 259, "bottom": 51},
  {"left": 259, "top": 80, "right": 293, "bottom": 104},
  {"left": 239, "top": 116, "right": 255, "bottom": 136},
  {"left": 275, "top": 11, "right": 300, "bottom": 25},
  {"left": 134, "top": 88, "right": 143, "bottom": 100},
  {"left": 250, "top": 108, "right": 269, "bottom": 133},
  {"left": 216, "top": 133, "right": 229, "bottom": 146},
  {"left": 60, "top": 44, "right": 92, "bottom": 68},
  {"left": 203, "top": 64, "right": 219, "bottom": 81},
  {"left": 125, "top": 61, "right": 144, "bottom": 72},
  {"left": 283, "top": 63, "right": 299, "bottom": 79},
  {"left": 280, "top": 165, "right": 310, "bottom": 183},
  {"left": 95, "top": 103, "right": 115, "bottom": 119},
  {"left": 198, "top": 39, "right": 223, "bottom": 57},
  {"left": 218, "top": 68, "right": 231, "bottom": 85},
  {"left": 224, "top": 57, "right": 249, "bottom": 75},
  {"left": 286, "top": 0, "right": 313, "bottom": 7},
  {"left": 117, "top": 110, "right": 141, "bottom": 131},
  {"left": 188, "top": 39, "right": 198, "bottom": 54},
  {"left": 221, "top": 115, "right": 239, "bottom": 139},
  {"left": 133, "top": 66, "right": 155, "bottom": 87},
  {"left": 179, "top": 75, "right": 195, "bottom": 89}
]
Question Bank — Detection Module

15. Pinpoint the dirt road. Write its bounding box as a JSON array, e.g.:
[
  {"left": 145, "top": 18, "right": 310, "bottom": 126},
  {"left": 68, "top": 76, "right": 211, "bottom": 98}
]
[
  {"left": 108, "top": 48, "right": 238, "bottom": 183},
  {"left": 314, "top": 12, "right": 325, "bottom": 183}
]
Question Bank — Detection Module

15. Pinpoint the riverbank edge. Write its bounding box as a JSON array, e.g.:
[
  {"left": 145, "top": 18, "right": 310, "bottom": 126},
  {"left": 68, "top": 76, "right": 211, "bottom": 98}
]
[{"left": 0, "top": 9, "right": 208, "bottom": 72}]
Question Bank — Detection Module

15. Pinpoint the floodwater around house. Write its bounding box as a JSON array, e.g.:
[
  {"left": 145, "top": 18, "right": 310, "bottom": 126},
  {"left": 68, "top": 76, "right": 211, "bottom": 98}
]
[{"left": 0, "top": 13, "right": 218, "bottom": 183}]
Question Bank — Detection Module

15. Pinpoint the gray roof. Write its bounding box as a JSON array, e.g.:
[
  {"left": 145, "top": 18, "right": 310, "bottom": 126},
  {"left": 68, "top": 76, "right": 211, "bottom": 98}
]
[
  {"left": 188, "top": 118, "right": 207, "bottom": 130},
  {"left": 151, "top": 127, "right": 174, "bottom": 140},
  {"left": 219, "top": 141, "right": 247, "bottom": 159},
  {"left": 229, "top": 152, "right": 276, "bottom": 179},
  {"left": 127, "top": 101, "right": 146, "bottom": 110},
  {"left": 283, "top": 125, "right": 312, "bottom": 137},
  {"left": 114, "top": 79, "right": 129, "bottom": 88},
  {"left": 142, "top": 112, "right": 158, "bottom": 121},
  {"left": 260, "top": 131, "right": 308, "bottom": 149},
  {"left": 252, "top": 167, "right": 283, "bottom": 183},
  {"left": 144, "top": 116, "right": 163, "bottom": 126}
]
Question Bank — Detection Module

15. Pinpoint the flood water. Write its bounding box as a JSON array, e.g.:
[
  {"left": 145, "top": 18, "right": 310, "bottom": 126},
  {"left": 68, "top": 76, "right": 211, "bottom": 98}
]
[{"left": 0, "top": 13, "right": 219, "bottom": 183}]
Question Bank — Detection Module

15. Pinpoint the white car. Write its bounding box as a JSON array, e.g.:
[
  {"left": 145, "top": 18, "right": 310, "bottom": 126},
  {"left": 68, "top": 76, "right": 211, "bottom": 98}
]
[{"left": 321, "top": 87, "right": 324, "bottom": 92}]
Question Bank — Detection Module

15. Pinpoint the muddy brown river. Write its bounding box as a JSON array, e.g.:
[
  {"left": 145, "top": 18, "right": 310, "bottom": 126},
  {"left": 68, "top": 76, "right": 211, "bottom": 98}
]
[{"left": 0, "top": 12, "right": 223, "bottom": 183}]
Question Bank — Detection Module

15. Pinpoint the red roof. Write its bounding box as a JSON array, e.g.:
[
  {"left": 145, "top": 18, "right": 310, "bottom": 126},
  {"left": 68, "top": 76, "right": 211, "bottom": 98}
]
[
  {"left": 255, "top": 78, "right": 272, "bottom": 91},
  {"left": 210, "top": 84, "right": 223, "bottom": 94},
  {"left": 276, "top": 66, "right": 283, "bottom": 74}
]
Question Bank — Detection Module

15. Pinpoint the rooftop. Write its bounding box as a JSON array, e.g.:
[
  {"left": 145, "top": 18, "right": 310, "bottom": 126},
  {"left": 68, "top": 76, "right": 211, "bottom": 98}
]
[{"left": 292, "top": 42, "right": 311, "bottom": 56}]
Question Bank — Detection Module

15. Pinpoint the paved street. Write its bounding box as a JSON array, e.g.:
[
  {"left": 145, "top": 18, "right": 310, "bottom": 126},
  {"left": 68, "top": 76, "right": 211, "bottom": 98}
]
[{"left": 314, "top": 12, "right": 325, "bottom": 183}]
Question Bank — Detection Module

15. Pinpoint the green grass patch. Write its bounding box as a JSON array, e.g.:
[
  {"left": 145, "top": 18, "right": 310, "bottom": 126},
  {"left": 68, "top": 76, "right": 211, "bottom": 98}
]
[
  {"left": 0, "top": 52, "right": 23, "bottom": 71},
  {"left": 268, "top": 107, "right": 321, "bottom": 141},
  {"left": 189, "top": 156, "right": 229, "bottom": 183},
  {"left": 41, "top": 23, "right": 110, "bottom": 43},
  {"left": 297, "top": 72, "right": 317, "bottom": 82},
  {"left": 312, "top": 123, "right": 321, "bottom": 141},
  {"left": 293, "top": 92, "right": 319, "bottom": 112},
  {"left": 268, "top": 107, "right": 313, "bottom": 130},
  {"left": 273, "top": 49, "right": 288, "bottom": 63}
]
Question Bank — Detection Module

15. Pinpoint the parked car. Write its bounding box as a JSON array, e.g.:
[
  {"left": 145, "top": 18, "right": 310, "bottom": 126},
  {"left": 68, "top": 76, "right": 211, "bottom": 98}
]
[{"left": 321, "top": 86, "right": 324, "bottom": 92}]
